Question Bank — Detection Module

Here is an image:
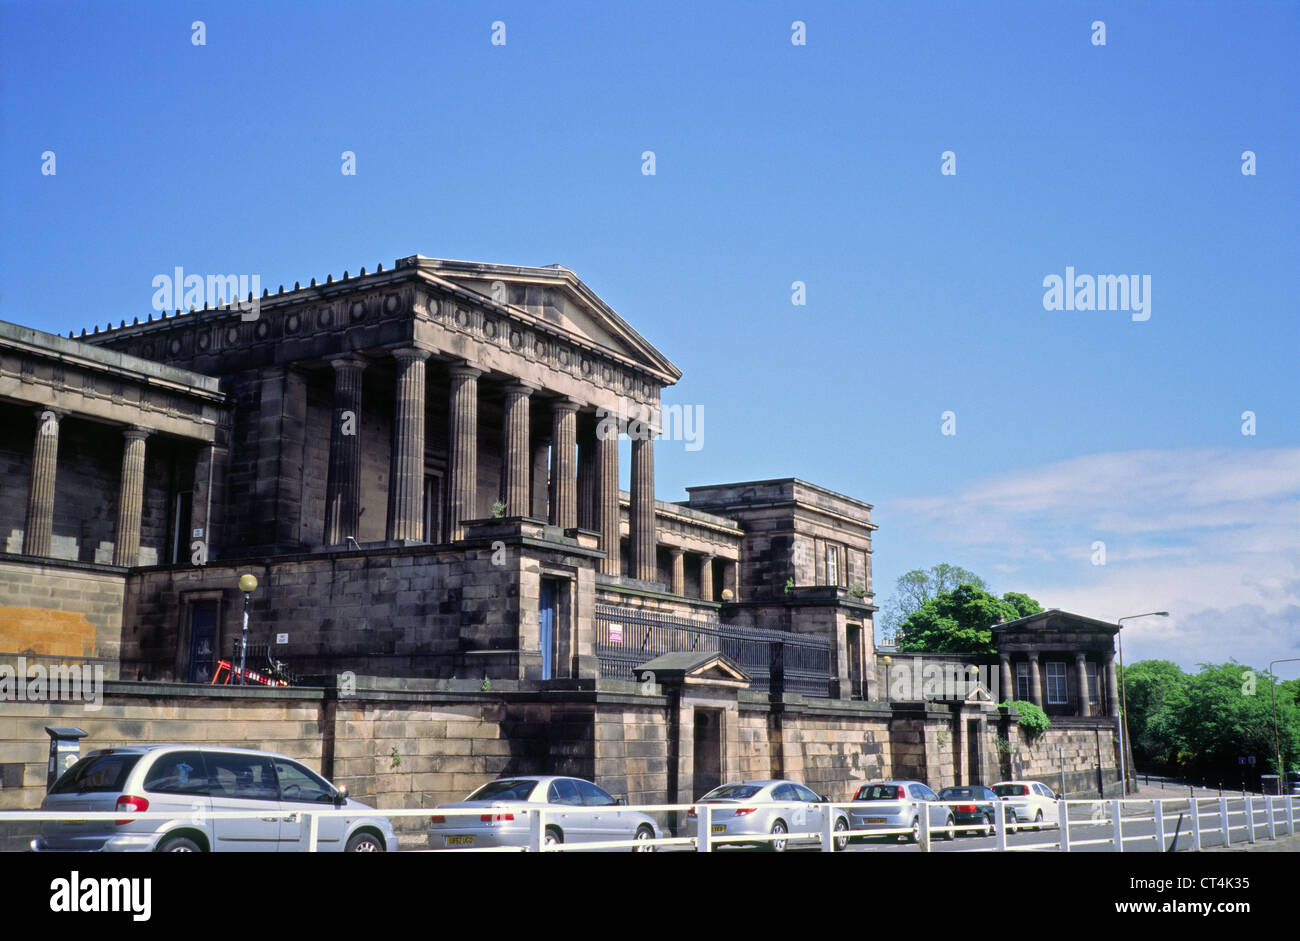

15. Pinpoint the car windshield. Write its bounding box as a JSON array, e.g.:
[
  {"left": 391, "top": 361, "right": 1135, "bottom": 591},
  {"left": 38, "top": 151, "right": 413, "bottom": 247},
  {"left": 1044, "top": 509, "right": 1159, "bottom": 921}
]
[
  {"left": 855, "top": 784, "right": 904, "bottom": 801},
  {"left": 939, "top": 787, "right": 981, "bottom": 800},
  {"left": 466, "top": 779, "right": 538, "bottom": 801},
  {"left": 702, "top": 784, "right": 764, "bottom": 800},
  {"left": 993, "top": 784, "right": 1029, "bottom": 797},
  {"left": 49, "top": 752, "right": 142, "bottom": 794}
]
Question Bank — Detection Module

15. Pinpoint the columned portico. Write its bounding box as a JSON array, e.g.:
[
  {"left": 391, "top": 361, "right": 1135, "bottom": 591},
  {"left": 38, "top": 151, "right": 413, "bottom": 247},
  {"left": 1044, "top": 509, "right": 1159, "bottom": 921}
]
[
  {"left": 324, "top": 355, "right": 366, "bottom": 545},
  {"left": 23, "top": 408, "right": 63, "bottom": 557},
  {"left": 501, "top": 381, "right": 534, "bottom": 516},
  {"left": 549, "top": 398, "right": 579, "bottom": 529},
  {"left": 387, "top": 348, "right": 432, "bottom": 541},
  {"left": 112, "top": 426, "right": 150, "bottom": 566},
  {"left": 445, "top": 362, "right": 480, "bottom": 542},
  {"left": 629, "top": 431, "right": 656, "bottom": 581}
]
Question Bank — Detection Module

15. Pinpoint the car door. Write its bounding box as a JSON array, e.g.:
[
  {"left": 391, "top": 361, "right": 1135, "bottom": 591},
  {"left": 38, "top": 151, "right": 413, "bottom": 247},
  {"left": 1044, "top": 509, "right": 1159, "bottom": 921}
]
[
  {"left": 576, "top": 779, "right": 621, "bottom": 847},
  {"left": 913, "top": 784, "right": 945, "bottom": 829},
  {"left": 274, "top": 758, "right": 343, "bottom": 851},
  {"left": 547, "top": 778, "right": 594, "bottom": 845},
  {"left": 793, "top": 784, "right": 826, "bottom": 840},
  {"left": 205, "top": 752, "right": 282, "bottom": 852},
  {"left": 773, "top": 783, "right": 809, "bottom": 835},
  {"left": 141, "top": 749, "right": 213, "bottom": 846}
]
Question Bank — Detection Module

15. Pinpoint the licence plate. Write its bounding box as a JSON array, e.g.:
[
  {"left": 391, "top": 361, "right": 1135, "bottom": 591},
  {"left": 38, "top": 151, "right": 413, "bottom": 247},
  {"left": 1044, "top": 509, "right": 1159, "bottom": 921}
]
[
  {"left": 447, "top": 835, "right": 475, "bottom": 846},
  {"left": 711, "top": 824, "right": 726, "bottom": 834},
  {"left": 865, "top": 817, "right": 886, "bottom": 824}
]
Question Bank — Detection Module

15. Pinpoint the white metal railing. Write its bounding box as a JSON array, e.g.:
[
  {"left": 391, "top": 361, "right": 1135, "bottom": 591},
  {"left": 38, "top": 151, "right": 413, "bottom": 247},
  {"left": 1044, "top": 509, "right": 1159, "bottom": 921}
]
[{"left": 2, "top": 794, "right": 1296, "bottom": 853}]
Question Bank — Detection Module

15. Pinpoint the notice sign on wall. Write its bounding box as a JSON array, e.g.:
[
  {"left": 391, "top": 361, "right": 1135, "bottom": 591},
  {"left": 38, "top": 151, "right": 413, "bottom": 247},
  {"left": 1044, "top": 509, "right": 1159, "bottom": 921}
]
[{"left": 609, "top": 624, "right": 623, "bottom": 643}]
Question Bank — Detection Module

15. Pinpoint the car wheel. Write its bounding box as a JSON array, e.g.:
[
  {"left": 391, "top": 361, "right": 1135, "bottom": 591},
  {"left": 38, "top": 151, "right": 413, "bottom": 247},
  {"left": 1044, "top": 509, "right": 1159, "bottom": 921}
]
[
  {"left": 1007, "top": 809, "right": 1018, "bottom": 832},
  {"left": 633, "top": 825, "right": 656, "bottom": 853},
  {"left": 345, "top": 831, "right": 385, "bottom": 853},
  {"left": 766, "top": 819, "right": 788, "bottom": 853},
  {"left": 1034, "top": 809, "right": 1044, "bottom": 830},
  {"left": 904, "top": 817, "right": 920, "bottom": 844},
  {"left": 983, "top": 814, "right": 994, "bottom": 838},
  {"left": 544, "top": 826, "right": 563, "bottom": 850},
  {"left": 943, "top": 815, "right": 955, "bottom": 841},
  {"left": 157, "top": 835, "right": 202, "bottom": 853},
  {"left": 833, "top": 816, "right": 849, "bottom": 851}
]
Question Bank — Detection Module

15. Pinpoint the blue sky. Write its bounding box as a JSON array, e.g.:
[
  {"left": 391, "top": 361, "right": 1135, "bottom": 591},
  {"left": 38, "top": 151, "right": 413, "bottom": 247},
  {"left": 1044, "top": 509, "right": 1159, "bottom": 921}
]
[{"left": 2, "top": 1, "right": 1297, "bottom": 675}]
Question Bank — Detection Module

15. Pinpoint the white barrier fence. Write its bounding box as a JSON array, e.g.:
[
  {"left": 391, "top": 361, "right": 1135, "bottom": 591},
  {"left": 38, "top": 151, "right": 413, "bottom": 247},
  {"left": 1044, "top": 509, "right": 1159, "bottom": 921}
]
[{"left": 3, "top": 794, "right": 1296, "bottom": 852}]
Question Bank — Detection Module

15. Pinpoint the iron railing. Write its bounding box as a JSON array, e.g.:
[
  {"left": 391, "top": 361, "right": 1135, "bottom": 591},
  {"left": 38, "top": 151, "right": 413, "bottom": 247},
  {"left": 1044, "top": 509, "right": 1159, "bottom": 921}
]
[{"left": 594, "top": 604, "right": 834, "bottom": 697}]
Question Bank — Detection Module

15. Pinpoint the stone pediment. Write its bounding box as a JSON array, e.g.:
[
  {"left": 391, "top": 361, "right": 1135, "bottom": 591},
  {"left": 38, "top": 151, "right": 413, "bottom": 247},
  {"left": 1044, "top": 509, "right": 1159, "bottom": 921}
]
[
  {"left": 634, "top": 651, "right": 750, "bottom": 688},
  {"left": 415, "top": 258, "right": 681, "bottom": 385},
  {"left": 964, "top": 683, "right": 994, "bottom": 704}
]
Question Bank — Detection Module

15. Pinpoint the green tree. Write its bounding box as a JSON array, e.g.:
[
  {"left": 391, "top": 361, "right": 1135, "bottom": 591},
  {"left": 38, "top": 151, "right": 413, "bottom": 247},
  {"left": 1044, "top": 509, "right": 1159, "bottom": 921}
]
[
  {"left": 1121, "top": 660, "right": 1188, "bottom": 768},
  {"left": 878, "top": 563, "right": 987, "bottom": 637},
  {"left": 896, "top": 583, "right": 1043, "bottom": 654}
]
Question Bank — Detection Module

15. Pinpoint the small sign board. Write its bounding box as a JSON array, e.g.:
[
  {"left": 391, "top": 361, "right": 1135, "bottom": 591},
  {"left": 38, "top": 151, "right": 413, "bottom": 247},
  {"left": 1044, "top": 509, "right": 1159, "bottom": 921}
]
[
  {"left": 609, "top": 624, "right": 623, "bottom": 643},
  {"left": 275, "top": 633, "right": 289, "bottom": 645}
]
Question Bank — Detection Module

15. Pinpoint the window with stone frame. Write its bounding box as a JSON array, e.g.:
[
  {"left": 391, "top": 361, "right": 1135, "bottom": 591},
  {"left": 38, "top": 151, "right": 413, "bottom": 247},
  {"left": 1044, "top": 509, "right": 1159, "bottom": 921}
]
[
  {"left": 1046, "top": 661, "right": 1068, "bottom": 704},
  {"left": 825, "top": 544, "right": 840, "bottom": 587}
]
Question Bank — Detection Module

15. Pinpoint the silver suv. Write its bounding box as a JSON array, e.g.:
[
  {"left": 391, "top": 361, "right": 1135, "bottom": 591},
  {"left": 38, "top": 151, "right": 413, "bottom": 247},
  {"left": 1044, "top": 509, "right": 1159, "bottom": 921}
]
[{"left": 31, "top": 745, "right": 397, "bottom": 852}]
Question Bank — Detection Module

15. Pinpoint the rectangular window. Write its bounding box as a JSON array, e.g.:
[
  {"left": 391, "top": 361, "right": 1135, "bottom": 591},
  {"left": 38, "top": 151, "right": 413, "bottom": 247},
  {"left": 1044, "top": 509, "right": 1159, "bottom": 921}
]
[
  {"left": 1046, "top": 661, "right": 1068, "bottom": 704},
  {"left": 1015, "top": 662, "right": 1032, "bottom": 700},
  {"left": 825, "top": 545, "right": 840, "bottom": 586}
]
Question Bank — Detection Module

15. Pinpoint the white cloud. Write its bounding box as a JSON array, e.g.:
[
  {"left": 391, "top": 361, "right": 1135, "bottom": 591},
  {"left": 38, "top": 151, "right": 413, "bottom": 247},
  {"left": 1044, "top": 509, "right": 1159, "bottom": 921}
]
[{"left": 884, "top": 448, "right": 1300, "bottom": 675}]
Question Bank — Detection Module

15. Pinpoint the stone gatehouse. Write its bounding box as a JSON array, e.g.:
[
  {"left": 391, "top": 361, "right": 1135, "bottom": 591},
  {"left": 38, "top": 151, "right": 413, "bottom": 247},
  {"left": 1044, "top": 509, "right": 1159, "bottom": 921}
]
[{"left": 0, "top": 255, "right": 1121, "bottom": 816}]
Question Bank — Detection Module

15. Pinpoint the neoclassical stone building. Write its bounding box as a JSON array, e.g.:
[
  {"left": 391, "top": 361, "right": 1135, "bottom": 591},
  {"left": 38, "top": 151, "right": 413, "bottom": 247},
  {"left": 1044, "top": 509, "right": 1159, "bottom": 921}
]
[{"left": 0, "top": 256, "right": 1124, "bottom": 808}]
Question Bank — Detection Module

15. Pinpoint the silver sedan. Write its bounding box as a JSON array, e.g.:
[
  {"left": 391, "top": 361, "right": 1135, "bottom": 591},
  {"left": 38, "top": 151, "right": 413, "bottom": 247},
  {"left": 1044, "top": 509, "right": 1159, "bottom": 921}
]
[
  {"left": 685, "top": 780, "right": 851, "bottom": 852},
  {"left": 428, "top": 776, "right": 660, "bottom": 851}
]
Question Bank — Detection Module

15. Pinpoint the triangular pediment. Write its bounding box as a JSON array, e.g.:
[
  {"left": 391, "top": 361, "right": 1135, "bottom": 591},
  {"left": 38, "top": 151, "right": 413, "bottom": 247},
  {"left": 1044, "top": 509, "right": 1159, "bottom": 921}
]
[
  {"left": 634, "top": 651, "right": 750, "bottom": 686},
  {"left": 415, "top": 258, "right": 681, "bottom": 385}
]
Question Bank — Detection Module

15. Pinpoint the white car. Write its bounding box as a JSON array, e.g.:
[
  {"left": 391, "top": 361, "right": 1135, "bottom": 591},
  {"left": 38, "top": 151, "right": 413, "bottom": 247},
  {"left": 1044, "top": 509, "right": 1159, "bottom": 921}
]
[{"left": 991, "top": 780, "right": 1060, "bottom": 829}]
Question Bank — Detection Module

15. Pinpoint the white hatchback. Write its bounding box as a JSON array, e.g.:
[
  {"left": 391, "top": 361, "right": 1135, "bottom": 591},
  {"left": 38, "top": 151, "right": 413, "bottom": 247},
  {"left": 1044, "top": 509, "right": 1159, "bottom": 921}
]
[{"left": 991, "top": 780, "right": 1060, "bottom": 830}]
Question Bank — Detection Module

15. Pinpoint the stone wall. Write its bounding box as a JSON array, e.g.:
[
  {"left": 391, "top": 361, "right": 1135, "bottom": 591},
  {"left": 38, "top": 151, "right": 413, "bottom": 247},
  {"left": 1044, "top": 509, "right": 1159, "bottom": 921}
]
[{"left": 0, "top": 556, "right": 126, "bottom": 677}]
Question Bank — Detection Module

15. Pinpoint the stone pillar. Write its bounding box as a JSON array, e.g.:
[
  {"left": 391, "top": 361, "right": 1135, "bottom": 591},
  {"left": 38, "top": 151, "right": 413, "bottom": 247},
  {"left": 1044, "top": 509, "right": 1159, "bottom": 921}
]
[
  {"left": 387, "top": 348, "right": 431, "bottom": 541},
  {"left": 112, "top": 426, "right": 150, "bottom": 567},
  {"left": 1105, "top": 651, "right": 1120, "bottom": 718},
  {"left": 595, "top": 425, "right": 620, "bottom": 576},
  {"left": 629, "top": 432, "right": 656, "bottom": 581},
  {"left": 23, "top": 408, "right": 63, "bottom": 557},
  {"left": 548, "top": 398, "right": 578, "bottom": 529},
  {"left": 501, "top": 382, "right": 534, "bottom": 516},
  {"left": 669, "top": 547, "right": 685, "bottom": 595},
  {"left": 699, "top": 553, "right": 715, "bottom": 602},
  {"left": 444, "top": 362, "right": 480, "bottom": 542},
  {"left": 576, "top": 413, "right": 597, "bottom": 532},
  {"left": 1076, "top": 652, "right": 1092, "bottom": 717},
  {"left": 1028, "top": 652, "right": 1043, "bottom": 707},
  {"left": 999, "top": 654, "right": 1013, "bottom": 704},
  {"left": 324, "top": 355, "right": 366, "bottom": 545},
  {"left": 724, "top": 560, "right": 739, "bottom": 601}
]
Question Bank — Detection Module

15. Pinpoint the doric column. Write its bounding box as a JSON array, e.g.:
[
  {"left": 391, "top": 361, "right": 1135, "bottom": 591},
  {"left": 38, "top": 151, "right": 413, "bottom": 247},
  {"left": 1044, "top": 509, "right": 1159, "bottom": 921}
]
[
  {"left": 23, "top": 408, "right": 63, "bottom": 557},
  {"left": 1028, "top": 652, "right": 1043, "bottom": 707},
  {"left": 112, "top": 426, "right": 150, "bottom": 566},
  {"left": 1076, "top": 652, "right": 1092, "bottom": 717},
  {"left": 999, "top": 654, "right": 1013, "bottom": 704},
  {"left": 576, "top": 413, "right": 597, "bottom": 531},
  {"left": 699, "top": 553, "right": 715, "bottom": 602},
  {"left": 1105, "top": 650, "right": 1120, "bottom": 717},
  {"left": 444, "top": 363, "right": 481, "bottom": 542},
  {"left": 669, "top": 546, "right": 685, "bottom": 595},
  {"left": 387, "top": 348, "right": 431, "bottom": 542},
  {"left": 595, "top": 423, "right": 620, "bottom": 576},
  {"left": 324, "top": 355, "right": 366, "bottom": 545},
  {"left": 548, "top": 398, "right": 579, "bottom": 529},
  {"left": 501, "top": 382, "right": 534, "bottom": 516},
  {"left": 629, "top": 432, "right": 656, "bottom": 581}
]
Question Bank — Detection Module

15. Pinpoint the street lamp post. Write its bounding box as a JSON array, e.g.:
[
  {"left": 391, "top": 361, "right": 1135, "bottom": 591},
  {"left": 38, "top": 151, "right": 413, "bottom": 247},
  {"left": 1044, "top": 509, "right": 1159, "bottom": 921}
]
[
  {"left": 1115, "top": 611, "right": 1169, "bottom": 795},
  {"left": 237, "top": 573, "right": 258, "bottom": 686}
]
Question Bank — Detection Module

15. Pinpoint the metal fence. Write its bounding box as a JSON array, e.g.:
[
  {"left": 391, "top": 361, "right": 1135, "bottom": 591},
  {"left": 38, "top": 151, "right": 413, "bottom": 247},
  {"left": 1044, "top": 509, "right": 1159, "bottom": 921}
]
[
  {"left": 6, "top": 795, "right": 1295, "bottom": 852},
  {"left": 594, "top": 604, "right": 834, "bottom": 696}
]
